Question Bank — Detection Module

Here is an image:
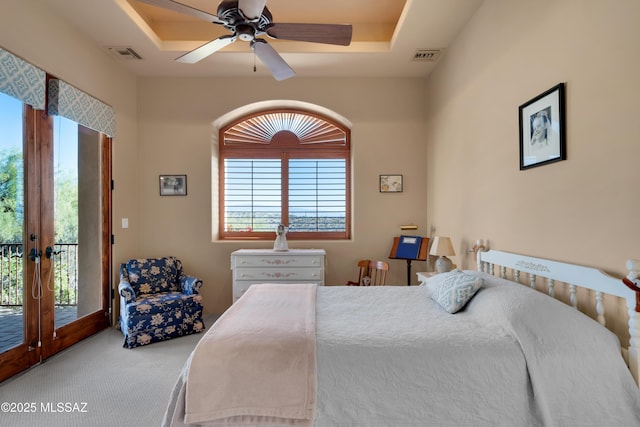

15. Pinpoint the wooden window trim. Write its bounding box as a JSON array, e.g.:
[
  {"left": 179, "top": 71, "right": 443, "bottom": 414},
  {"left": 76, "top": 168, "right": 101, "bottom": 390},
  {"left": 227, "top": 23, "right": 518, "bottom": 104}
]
[{"left": 218, "top": 109, "right": 351, "bottom": 241}]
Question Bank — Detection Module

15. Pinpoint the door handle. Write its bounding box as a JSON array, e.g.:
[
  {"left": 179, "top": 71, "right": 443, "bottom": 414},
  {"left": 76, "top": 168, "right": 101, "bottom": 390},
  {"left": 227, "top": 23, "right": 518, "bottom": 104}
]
[
  {"left": 45, "top": 246, "right": 61, "bottom": 259},
  {"left": 29, "top": 248, "right": 42, "bottom": 261}
]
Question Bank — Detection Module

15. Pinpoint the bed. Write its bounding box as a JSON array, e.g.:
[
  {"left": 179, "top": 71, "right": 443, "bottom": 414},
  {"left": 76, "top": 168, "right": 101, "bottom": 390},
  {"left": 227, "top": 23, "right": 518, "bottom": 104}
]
[{"left": 162, "top": 249, "right": 640, "bottom": 427}]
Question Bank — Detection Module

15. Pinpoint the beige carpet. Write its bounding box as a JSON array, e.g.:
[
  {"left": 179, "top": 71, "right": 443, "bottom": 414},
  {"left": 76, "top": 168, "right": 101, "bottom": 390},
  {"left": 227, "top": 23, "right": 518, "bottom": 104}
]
[{"left": 0, "top": 315, "right": 217, "bottom": 427}]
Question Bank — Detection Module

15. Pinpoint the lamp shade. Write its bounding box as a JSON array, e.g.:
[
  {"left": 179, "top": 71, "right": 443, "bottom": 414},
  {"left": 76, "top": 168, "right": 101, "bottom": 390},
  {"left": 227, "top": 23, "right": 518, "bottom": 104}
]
[{"left": 429, "top": 236, "right": 455, "bottom": 256}]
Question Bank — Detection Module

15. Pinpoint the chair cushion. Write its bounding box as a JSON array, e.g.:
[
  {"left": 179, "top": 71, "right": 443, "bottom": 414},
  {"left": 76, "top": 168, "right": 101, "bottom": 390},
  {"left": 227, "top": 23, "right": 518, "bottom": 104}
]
[
  {"left": 125, "top": 257, "right": 181, "bottom": 296},
  {"left": 124, "top": 292, "right": 202, "bottom": 317},
  {"left": 122, "top": 305, "right": 205, "bottom": 348}
]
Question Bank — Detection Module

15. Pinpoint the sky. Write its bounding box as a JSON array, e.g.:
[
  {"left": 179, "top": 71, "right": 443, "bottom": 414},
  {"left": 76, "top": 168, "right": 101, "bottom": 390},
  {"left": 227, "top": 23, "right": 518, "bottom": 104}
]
[{"left": 0, "top": 91, "right": 78, "bottom": 175}]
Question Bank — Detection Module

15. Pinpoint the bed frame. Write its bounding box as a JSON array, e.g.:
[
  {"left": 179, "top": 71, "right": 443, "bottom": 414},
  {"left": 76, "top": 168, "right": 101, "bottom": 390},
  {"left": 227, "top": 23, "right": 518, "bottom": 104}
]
[{"left": 475, "top": 247, "right": 640, "bottom": 385}]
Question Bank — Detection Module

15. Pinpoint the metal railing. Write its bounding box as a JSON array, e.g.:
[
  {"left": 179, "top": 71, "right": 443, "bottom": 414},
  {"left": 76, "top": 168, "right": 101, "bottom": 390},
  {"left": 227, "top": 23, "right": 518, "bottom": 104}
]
[{"left": 0, "top": 243, "right": 78, "bottom": 307}]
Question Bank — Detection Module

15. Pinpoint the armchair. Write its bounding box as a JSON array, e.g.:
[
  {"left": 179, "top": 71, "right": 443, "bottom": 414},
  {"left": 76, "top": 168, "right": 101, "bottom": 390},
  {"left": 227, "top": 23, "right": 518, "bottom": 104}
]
[{"left": 118, "top": 256, "right": 205, "bottom": 348}]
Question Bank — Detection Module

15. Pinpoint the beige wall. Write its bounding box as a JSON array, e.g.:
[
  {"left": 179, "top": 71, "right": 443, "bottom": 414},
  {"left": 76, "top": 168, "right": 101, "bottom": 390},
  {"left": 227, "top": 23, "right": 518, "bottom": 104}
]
[
  {"left": 424, "top": 0, "right": 640, "bottom": 277},
  {"left": 0, "top": 0, "right": 139, "bottom": 311},
  {"left": 1, "top": 0, "right": 429, "bottom": 317},
  {"left": 11, "top": 0, "right": 636, "bottom": 321},
  {"left": 137, "top": 77, "right": 429, "bottom": 312}
]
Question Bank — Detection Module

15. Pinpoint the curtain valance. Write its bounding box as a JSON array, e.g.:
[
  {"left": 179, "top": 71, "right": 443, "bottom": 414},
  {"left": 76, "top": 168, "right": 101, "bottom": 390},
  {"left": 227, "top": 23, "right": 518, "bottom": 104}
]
[
  {"left": 48, "top": 79, "right": 116, "bottom": 137},
  {"left": 0, "top": 48, "right": 46, "bottom": 109}
]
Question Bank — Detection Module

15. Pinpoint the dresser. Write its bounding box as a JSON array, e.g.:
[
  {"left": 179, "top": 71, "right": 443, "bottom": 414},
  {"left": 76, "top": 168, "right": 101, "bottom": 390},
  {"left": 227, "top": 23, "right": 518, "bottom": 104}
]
[{"left": 230, "top": 249, "right": 326, "bottom": 303}]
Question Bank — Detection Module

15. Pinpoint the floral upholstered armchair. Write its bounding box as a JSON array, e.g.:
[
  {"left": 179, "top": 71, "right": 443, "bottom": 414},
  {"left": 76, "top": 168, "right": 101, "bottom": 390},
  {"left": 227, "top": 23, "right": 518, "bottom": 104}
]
[{"left": 118, "top": 256, "right": 205, "bottom": 348}]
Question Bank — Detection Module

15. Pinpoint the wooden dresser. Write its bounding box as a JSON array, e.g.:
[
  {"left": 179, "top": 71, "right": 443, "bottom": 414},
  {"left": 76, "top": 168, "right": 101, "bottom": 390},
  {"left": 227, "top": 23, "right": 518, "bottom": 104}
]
[{"left": 230, "top": 249, "right": 326, "bottom": 303}]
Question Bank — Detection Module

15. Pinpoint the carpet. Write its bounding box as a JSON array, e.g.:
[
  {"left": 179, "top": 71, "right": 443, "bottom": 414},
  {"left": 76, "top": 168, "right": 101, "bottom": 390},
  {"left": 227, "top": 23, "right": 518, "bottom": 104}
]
[{"left": 0, "top": 314, "right": 217, "bottom": 427}]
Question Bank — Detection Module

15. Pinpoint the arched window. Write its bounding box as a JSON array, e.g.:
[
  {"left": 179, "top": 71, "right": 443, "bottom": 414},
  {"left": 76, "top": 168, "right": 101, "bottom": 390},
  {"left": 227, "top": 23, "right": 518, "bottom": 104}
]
[{"left": 218, "top": 109, "right": 351, "bottom": 240}]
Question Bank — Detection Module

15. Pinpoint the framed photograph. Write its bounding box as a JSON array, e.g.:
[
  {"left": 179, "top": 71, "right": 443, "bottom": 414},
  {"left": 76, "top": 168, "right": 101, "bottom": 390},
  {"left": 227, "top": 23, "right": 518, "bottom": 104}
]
[
  {"left": 519, "top": 83, "right": 566, "bottom": 170},
  {"left": 159, "top": 174, "right": 187, "bottom": 196},
  {"left": 380, "top": 174, "right": 403, "bottom": 193}
]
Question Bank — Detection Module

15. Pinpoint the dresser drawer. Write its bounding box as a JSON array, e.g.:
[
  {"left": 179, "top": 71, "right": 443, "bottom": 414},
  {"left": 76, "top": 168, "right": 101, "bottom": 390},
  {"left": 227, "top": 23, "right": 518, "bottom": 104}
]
[
  {"left": 234, "top": 267, "right": 323, "bottom": 282},
  {"left": 232, "top": 255, "right": 324, "bottom": 269},
  {"left": 230, "top": 249, "right": 326, "bottom": 303}
]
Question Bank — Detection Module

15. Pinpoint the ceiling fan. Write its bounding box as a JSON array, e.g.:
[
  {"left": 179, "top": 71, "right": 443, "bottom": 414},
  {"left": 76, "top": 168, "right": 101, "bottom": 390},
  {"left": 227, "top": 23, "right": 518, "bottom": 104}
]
[{"left": 137, "top": 0, "right": 353, "bottom": 80}]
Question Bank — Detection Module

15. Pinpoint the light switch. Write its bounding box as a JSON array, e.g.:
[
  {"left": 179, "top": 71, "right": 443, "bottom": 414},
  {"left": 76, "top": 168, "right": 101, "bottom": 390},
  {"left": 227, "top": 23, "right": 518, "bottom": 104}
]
[{"left": 122, "top": 218, "right": 129, "bottom": 229}]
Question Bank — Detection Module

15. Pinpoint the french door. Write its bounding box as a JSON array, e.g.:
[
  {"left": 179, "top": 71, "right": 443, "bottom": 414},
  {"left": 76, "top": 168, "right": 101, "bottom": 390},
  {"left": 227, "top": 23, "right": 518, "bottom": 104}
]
[{"left": 0, "top": 95, "right": 111, "bottom": 382}]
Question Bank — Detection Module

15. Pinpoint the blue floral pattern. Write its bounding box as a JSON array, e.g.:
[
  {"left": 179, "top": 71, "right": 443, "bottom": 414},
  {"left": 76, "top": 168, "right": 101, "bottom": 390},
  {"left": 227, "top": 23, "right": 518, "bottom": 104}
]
[{"left": 118, "top": 257, "right": 205, "bottom": 348}]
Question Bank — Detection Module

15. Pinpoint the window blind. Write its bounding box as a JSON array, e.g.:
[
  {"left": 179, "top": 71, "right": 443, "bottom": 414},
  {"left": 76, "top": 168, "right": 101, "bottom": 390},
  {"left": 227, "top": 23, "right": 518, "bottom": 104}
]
[
  {"left": 224, "top": 159, "right": 281, "bottom": 232},
  {"left": 288, "top": 159, "right": 346, "bottom": 232},
  {"left": 223, "top": 159, "right": 347, "bottom": 234},
  {"left": 219, "top": 108, "right": 351, "bottom": 240}
]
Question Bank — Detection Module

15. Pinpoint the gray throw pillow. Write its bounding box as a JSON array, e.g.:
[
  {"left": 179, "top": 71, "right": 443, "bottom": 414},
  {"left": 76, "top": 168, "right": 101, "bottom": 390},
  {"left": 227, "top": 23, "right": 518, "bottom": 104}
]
[{"left": 427, "top": 270, "right": 483, "bottom": 313}]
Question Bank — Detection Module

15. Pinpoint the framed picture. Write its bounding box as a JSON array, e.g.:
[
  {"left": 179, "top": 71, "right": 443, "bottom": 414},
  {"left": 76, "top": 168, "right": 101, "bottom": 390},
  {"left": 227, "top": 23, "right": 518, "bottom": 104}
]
[
  {"left": 159, "top": 174, "right": 187, "bottom": 196},
  {"left": 519, "top": 83, "right": 566, "bottom": 170},
  {"left": 380, "top": 174, "right": 403, "bottom": 193}
]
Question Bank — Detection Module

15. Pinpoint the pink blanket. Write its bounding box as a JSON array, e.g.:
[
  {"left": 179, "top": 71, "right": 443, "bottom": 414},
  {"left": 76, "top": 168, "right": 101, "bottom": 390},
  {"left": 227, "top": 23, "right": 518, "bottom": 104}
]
[{"left": 184, "top": 283, "right": 317, "bottom": 426}]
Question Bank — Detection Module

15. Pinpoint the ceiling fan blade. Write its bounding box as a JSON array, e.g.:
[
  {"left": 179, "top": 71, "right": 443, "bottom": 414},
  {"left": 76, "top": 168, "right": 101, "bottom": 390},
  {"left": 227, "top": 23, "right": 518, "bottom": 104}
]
[
  {"left": 176, "top": 35, "right": 237, "bottom": 63},
  {"left": 136, "top": 0, "right": 225, "bottom": 24},
  {"left": 238, "top": 0, "right": 267, "bottom": 20},
  {"left": 266, "top": 23, "right": 352, "bottom": 46},
  {"left": 251, "top": 39, "right": 295, "bottom": 81}
]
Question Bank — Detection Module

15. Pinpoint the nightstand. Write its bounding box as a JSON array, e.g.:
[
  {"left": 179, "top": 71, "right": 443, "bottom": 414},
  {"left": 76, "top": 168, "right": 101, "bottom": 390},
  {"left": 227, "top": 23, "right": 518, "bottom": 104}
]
[{"left": 415, "top": 271, "right": 438, "bottom": 286}]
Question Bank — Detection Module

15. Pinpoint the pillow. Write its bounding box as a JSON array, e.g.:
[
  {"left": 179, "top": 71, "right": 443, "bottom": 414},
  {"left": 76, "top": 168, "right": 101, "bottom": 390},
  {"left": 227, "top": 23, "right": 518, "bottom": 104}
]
[
  {"left": 125, "top": 257, "right": 180, "bottom": 295},
  {"left": 427, "top": 270, "right": 484, "bottom": 314},
  {"left": 420, "top": 271, "right": 452, "bottom": 296}
]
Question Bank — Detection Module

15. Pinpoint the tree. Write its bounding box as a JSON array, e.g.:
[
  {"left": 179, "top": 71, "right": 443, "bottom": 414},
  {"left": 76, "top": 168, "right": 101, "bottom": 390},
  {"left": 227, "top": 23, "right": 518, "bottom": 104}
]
[
  {"left": 0, "top": 147, "right": 23, "bottom": 243},
  {"left": 0, "top": 147, "right": 79, "bottom": 244},
  {"left": 54, "top": 169, "right": 78, "bottom": 243},
  {"left": 0, "top": 148, "right": 79, "bottom": 305}
]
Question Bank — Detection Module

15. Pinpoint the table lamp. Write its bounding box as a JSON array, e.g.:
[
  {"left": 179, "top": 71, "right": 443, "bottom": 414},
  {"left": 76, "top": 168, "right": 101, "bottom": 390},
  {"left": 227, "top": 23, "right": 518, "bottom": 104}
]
[{"left": 430, "top": 236, "right": 455, "bottom": 273}]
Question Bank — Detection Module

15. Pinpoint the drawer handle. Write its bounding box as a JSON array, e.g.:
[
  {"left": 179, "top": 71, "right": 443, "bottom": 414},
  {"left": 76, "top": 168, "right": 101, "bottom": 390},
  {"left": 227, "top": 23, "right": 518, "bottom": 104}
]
[
  {"left": 263, "top": 272, "right": 295, "bottom": 278},
  {"left": 263, "top": 259, "right": 295, "bottom": 265}
]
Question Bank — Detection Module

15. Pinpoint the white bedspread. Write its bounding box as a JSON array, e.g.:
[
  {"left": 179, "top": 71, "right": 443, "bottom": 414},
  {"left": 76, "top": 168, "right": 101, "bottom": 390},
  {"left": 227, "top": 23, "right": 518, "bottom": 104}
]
[{"left": 163, "top": 273, "right": 640, "bottom": 427}]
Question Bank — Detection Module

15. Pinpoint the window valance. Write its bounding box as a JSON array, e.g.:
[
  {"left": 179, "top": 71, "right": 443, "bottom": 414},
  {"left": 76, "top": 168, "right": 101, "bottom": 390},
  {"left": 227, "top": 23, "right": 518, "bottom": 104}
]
[
  {"left": 0, "top": 48, "right": 46, "bottom": 110},
  {"left": 48, "top": 79, "right": 116, "bottom": 137}
]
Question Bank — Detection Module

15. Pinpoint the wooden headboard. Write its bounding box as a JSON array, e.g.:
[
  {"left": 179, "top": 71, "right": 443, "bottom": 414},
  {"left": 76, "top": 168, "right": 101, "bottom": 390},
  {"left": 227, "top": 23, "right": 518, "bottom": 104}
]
[{"left": 476, "top": 248, "right": 640, "bottom": 385}]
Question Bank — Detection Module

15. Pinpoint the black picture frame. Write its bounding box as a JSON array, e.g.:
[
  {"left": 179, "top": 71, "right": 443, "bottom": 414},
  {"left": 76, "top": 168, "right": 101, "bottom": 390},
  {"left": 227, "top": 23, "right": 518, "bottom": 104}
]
[
  {"left": 159, "top": 174, "right": 187, "bottom": 196},
  {"left": 519, "top": 83, "right": 566, "bottom": 170}
]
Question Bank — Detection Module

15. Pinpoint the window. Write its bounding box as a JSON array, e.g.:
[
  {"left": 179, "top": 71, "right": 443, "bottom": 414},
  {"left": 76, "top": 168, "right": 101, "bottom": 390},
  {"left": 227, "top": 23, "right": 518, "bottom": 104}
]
[{"left": 219, "top": 109, "right": 350, "bottom": 240}]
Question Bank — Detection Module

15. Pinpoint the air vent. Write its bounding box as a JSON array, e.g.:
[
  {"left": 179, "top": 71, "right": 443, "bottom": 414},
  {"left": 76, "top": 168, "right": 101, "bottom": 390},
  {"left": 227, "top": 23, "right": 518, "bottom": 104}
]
[
  {"left": 106, "top": 46, "right": 142, "bottom": 60},
  {"left": 412, "top": 49, "right": 441, "bottom": 62}
]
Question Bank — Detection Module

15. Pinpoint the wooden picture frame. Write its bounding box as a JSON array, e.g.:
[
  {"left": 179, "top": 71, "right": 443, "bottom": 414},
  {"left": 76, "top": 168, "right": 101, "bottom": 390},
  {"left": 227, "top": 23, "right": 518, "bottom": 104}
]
[
  {"left": 380, "top": 174, "right": 403, "bottom": 193},
  {"left": 159, "top": 174, "right": 187, "bottom": 196},
  {"left": 519, "top": 83, "right": 566, "bottom": 170}
]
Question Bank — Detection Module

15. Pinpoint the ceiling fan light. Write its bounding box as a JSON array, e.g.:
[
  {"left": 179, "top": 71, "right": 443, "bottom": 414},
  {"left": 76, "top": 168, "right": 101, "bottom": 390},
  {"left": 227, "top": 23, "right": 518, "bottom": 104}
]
[{"left": 236, "top": 24, "right": 254, "bottom": 42}]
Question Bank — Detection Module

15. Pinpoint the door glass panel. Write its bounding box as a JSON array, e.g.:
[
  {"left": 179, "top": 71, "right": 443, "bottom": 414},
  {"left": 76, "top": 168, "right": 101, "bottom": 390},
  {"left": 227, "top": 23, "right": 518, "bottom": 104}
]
[
  {"left": 0, "top": 93, "right": 25, "bottom": 352},
  {"left": 53, "top": 118, "right": 102, "bottom": 328}
]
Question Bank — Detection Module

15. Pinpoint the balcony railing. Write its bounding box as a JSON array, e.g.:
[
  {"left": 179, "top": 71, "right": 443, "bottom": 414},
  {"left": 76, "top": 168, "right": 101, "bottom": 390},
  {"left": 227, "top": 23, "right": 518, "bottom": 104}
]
[{"left": 0, "top": 243, "right": 78, "bottom": 307}]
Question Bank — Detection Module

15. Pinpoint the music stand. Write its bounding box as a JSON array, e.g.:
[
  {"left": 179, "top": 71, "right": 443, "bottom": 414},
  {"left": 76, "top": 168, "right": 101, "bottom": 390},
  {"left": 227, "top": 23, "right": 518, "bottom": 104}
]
[{"left": 389, "top": 236, "right": 429, "bottom": 286}]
